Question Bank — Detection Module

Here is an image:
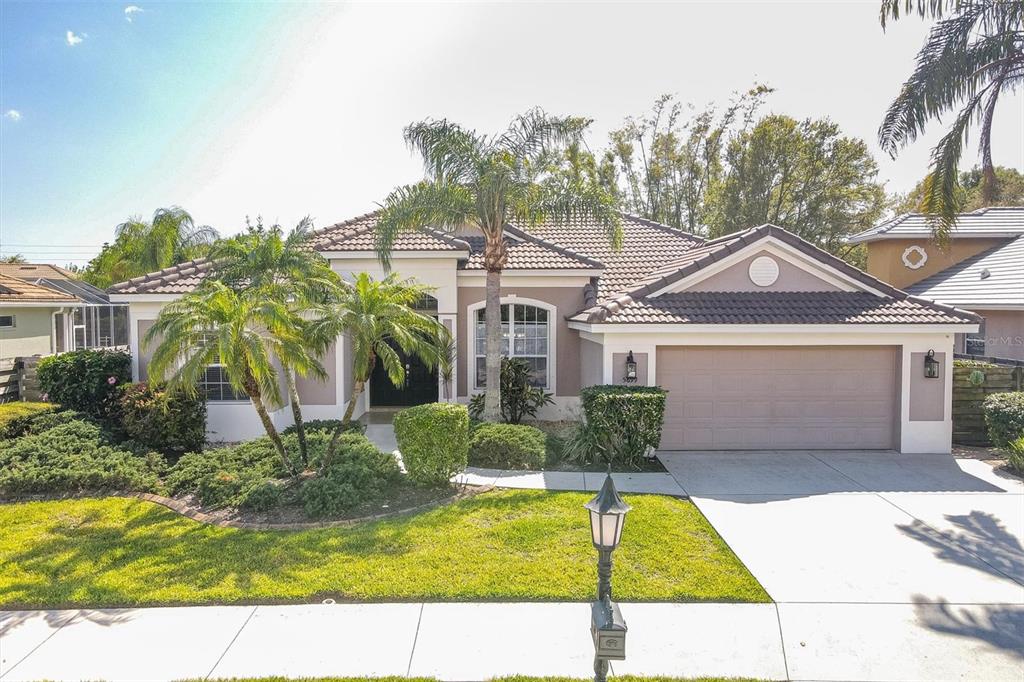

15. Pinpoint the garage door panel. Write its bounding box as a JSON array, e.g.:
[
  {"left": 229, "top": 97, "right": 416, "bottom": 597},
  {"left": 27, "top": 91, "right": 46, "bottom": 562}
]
[{"left": 657, "top": 346, "right": 897, "bottom": 450}]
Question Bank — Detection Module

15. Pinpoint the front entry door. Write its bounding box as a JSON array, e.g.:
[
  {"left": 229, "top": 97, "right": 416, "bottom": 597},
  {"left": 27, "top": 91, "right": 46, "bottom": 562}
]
[{"left": 369, "top": 342, "right": 439, "bottom": 407}]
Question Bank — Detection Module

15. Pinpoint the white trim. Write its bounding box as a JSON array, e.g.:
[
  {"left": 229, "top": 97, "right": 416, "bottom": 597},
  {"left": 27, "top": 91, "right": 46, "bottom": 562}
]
[
  {"left": 109, "top": 294, "right": 182, "bottom": 303},
  {"left": 320, "top": 250, "right": 469, "bottom": 260},
  {"left": 456, "top": 268, "right": 603, "bottom": 278},
  {"left": 465, "top": 296, "right": 557, "bottom": 395},
  {"left": 648, "top": 237, "right": 887, "bottom": 298},
  {"left": 568, "top": 321, "right": 979, "bottom": 335}
]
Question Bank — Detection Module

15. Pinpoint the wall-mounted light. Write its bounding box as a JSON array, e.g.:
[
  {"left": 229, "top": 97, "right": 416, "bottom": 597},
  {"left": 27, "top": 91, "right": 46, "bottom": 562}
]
[
  {"left": 924, "top": 350, "right": 940, "bottom": 379},
  {"left": 624, "top": 351, "right": 638, "bottom": 383}
]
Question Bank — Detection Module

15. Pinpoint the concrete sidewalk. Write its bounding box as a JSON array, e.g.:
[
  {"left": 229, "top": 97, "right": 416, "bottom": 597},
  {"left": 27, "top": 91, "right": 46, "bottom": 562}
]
[{"left": 3, "top": 600, "right": 1022, "bottom": 681}]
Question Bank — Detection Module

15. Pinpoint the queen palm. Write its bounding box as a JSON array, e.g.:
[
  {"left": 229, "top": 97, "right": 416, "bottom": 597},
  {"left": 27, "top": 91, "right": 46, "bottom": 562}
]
[
  {"left": 878, "top": 0, "right": 1024, "bottom": 236},
  {"left": 307, "top": 272, "right": 449, "bottom": 470},
  {"left": 211, "top": 216, "right": 341, "bottom": 466},
  {"left": 376, "top": 109, "right": 621, "bottom": 421},
  {"left": 145, "top": 281, "right": 324, "bottom": 475}
]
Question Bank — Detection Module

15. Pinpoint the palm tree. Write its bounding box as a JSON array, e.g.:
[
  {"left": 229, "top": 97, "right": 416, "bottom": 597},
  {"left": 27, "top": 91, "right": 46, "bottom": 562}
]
[
  {"left": 878, "top": 0, "right": 1024, "bottom": 237},
  {"left": 211, "top": 216, "right": 341, "bottom": 466},
  {"left": 85, "top": 207, "right": 219, "bottom": 287},
  {"left": 307, "top": 272, "right": 449, "bottom": 470},
  {"left": 375, "top": 109, "right": 621, "bottom": 421},
  {"left": 145, "top": 281, "right": 324, "bottom": 475}
]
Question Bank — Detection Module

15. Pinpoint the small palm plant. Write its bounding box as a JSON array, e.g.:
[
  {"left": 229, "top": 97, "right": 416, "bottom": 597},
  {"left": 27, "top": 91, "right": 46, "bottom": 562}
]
[
  {"left": 211, "top": 216, "right": 341, "bottom": 466},
  {"left": 376, "top": 108, "right": 621, "bottom": 421},
  {"left": 307, "top": 272, "right": 450, "bottom": 470},
  {"left": 145, "top": 281, "right": 324, "bottom": 475}
]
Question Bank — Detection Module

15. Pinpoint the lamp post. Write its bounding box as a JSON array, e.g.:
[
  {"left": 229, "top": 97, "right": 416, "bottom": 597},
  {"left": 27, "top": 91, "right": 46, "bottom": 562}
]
[{"left": 586, "top": 473, "right": 631, "bottom": 682}]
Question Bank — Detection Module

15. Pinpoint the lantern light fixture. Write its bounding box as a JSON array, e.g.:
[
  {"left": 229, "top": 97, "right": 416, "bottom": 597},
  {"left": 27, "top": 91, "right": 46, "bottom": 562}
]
[
  {"left": 924, "top": 350, "right": 940, "bottom": 379},
  {"left": 624, "top": 351, "right": 638, "bottom": 383}
]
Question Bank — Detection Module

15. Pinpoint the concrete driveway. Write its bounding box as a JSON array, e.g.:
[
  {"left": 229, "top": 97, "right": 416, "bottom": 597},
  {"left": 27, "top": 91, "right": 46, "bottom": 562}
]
[{"left": 659, "top": 450, "right": 1024, "bottom": 681}]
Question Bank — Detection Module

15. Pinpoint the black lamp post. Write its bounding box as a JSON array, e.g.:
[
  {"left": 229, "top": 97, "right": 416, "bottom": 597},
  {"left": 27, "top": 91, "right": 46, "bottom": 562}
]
[{"left": 586, "top": 474, "right": 631, "bottom": 682}]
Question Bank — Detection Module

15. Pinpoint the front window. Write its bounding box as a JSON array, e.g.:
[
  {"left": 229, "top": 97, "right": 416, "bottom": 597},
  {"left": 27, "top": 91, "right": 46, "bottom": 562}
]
[
  {"left": 199, "top": 358, "right": 247, "bottom": 401},
  {"left": 474, "top": 303, "right": 549, "bottom": 389},
  {"left": 0, "top": 315, "right": 14, "bottom": 329}
]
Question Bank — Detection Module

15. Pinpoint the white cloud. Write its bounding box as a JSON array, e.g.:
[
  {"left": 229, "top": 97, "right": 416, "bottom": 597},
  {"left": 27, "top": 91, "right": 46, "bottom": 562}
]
[
  {"left": 4, "top": 110, "right": 22, "bottom": 122},
  {"left": 124, "top": 6, "right": 143, "bottom": 22},
  {"left": 65, "top": 30, "right": 85, "bottom": 46}
]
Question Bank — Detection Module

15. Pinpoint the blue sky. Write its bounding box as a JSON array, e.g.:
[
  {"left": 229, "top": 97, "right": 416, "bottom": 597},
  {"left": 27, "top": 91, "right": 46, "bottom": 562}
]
[{"left": 2, "top": 1, "right": 1022, "bottom": 266}]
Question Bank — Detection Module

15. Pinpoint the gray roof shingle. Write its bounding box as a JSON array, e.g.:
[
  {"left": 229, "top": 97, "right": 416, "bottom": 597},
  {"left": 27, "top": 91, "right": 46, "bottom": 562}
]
[
  {"left": 846, "top": 206, "right": 1024, "bottom": 244},
  {"left": 907, "top": 235, "right": 1024, "bottom": 308}
]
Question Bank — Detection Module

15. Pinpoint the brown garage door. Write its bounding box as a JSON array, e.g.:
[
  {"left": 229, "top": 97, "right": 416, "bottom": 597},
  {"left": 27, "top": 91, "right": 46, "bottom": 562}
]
[{"left": 657, "top": 346, "right": 897, "bottom": 450}]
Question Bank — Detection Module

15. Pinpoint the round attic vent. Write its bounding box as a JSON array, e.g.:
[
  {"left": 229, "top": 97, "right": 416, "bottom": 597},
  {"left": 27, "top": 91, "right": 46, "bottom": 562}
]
[{"left": 748, "top": 255, "right": 780, "bottom": 287}]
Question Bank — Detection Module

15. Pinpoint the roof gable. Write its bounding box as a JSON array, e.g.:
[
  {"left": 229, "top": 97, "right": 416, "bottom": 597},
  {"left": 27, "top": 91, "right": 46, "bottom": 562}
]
[
  {"left": 907, "top": 235, "right": 1024, "bottom": 308},
  {"left": 0, "top": 273, "right": 77, "bottom": 302}
]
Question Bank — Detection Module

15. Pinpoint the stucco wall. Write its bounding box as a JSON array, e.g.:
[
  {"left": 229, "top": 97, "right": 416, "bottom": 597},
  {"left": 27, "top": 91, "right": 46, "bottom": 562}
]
[
  {"left": 972, "top": 309, "right": 1024, "bottom": 361},
  {"left": 136, "top": 319, "right": 157, "bottom": 381},
  {"left": 580, "top": 338, "right": 603, "bottom": 388},
  {"left": 0, "top": 307, "right": 54, "bottom": 359},
  {"left": 295, "top": 342, "right": 337, "bottom": 405},
  {"left": 456, "top": 285, "right": 587, "bottom": 397},
  {"left": 611, "top": 351, "right": 649, "bottom": 385},
  {"left": 865, "top": 238, "right": 1007, "bottom": 289},
  {"left": 688, "top": 250, "right": 842, "bottom": 292},
  {"left": 909, "top": 351, "right": 946, "bottom": 421}
]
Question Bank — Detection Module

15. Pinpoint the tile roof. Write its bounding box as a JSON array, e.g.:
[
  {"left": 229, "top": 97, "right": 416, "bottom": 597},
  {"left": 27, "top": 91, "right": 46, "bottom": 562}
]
[
  {"left": 570, "top": 291, "right": 980, "bottom": 325},
  {"left": 907, "top": 235, "right": 1024, "bottom": 308},
  {"left": 0, "top": 273, "right": 77, "bottom": 303},
  {"left": 846, "top": 206, "right": 1024, "bottom": 244},
  {"left": 107, "top": 258, "right": 218, "bottom": 295},
  {"left": 306, "top": 211, "right": 471, "bottom": 253},
  {"left": 459, "top": 225, "right": 604, "bottom": 271},
  {"left": 0, "top": 263, "right": 77, "bottom": 281},
  {"left": 518, "top": 213, "right": 702, "bottom": 299},
  {"left": 572, "top": 224, "right": 980, "bottom": 325}
]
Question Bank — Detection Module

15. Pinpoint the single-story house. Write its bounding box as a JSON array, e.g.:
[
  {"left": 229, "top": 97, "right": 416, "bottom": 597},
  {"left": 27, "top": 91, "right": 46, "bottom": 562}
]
[
  {"left": 846, "top": 206, "right": 1023, "bottom": 361},
  {"left": 0, "top": 263, "right": 129, "bottom": 360},
  {"left": 109, "top": 212, "right": 980, "bottom": 453}
]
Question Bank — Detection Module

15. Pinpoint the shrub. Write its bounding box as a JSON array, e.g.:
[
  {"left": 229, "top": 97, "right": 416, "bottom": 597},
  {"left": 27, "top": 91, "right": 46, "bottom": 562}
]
[
  {"left": 983, "top": 392, "right": 1024, "bottom": 448},
  {"left": 0, "top": 418, "right": 162, "bottom": 494},
  {"left": 1005, "top": 435, "right": 1024, "bottom": 475},
  {"left": 394, "top": 402, "right": 468, "bottom": 486},
  {"left": 116, "top": 382, "right": 206, "bottom": 459},
  {"left": 37, "top": 349, "right": 131, "bottom": 419},
  {"left": 301, "top": 434, "right": 399, "bottom": 517},
  {"left": 283, "top": 419, "right": 365, "bottom": 436},
  {"left": 0, "top": 402, "right": 58, "bottom": 438},
  {"left": 166, "top": 436, "right": 288, "bottom": 503},
  {"left": 469, "top": 423, "right": 546, "bottom": 469},
  {"left": 468, "top": 358, "right": 554, "bottom": 424},
  {"left": 579, "top": 385, "right": 667, "bottom": 468}
]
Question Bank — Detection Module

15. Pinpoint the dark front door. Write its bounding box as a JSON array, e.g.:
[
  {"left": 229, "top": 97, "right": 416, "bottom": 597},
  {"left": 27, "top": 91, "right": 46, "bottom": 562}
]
[{"left": 369, "top": 342, "right": 438, "bottom": 407}]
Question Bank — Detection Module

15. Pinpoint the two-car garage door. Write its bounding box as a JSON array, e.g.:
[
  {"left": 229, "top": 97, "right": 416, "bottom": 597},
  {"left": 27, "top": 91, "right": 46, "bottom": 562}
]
[{"left": 657, "top": 346, "right": 898, "bottom": 450}]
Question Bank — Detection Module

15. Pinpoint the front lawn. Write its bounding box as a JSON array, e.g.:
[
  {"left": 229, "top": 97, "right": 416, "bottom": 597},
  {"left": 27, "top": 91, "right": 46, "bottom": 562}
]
[{"left": 0, "top": 490, "right": 768, "bottom": 607}]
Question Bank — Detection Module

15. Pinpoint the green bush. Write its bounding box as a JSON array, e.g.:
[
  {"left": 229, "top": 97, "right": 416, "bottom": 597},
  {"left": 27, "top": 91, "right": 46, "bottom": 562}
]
[
  {"left": 579, "top": 385, "right": 667, "bottom": 468},
  {"left": 468, "top": 358, "right": 554, "bottom": 424},
  {"left": 469, "top": 423, "right": 546, "bottom": 469},
  {"left": 283, "top": 419, "right": 365, "bottom": 436},
  {"left": 0, "top": 418, "right": 162, "bottom": 494},
  {"left": 37, "top": 349, "right": 131, "bottom": 419},
  {"left": 166, "top": 436, "right": 289, "bottom": 506},
  {"left": 983, "top": 392, "right": 1024, "bottom": 448},
  {"left": 116, "top": 382, "right": 206, "bottom": 459},
  {"left": 394, "top": 402, "right": 468, "bottom": 486},
  {"left": 0, "top": 402, "right": 58, "bottom": 438},
  {"left": 1005, "top": 435, "right": 1024, "bottom": 475}
]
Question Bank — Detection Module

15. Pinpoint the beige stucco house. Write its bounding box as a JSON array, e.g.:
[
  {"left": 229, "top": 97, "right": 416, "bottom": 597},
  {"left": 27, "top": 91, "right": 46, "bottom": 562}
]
[
  {"left": 847, "top": 206, "right": 1023, "bottom": 361},
  {"left": 109, "top": 211, "right": 979, "bottom": 453}
]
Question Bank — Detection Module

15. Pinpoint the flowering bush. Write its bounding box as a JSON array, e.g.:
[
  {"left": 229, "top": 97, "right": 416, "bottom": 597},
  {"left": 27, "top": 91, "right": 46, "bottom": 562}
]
[{"left": 37, "top": 349, "right": 131, "bottom": 419}]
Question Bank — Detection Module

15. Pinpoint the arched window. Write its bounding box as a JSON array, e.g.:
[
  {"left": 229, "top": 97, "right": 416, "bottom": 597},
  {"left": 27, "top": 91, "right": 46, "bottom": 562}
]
[{"left": 474, "top": 303, "right": 549, "bottom": 389}]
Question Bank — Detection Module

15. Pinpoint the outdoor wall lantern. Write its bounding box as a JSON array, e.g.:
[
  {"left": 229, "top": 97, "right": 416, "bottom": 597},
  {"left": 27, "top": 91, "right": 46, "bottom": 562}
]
[
  {"left": 586, "top": 474, "right": 631, "bottom": 682},
  {"left": 624, "top": 350, "right": 638, "bottom": 383},
  {"left": 924, "top": 350, "right": 940, "bottom": 379}
]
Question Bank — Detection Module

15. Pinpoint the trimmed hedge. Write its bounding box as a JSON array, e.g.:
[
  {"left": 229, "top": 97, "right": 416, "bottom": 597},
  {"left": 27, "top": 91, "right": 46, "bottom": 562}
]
[
  {"left": 469, "top": 423, "right": 546, "bottom": 469},
  {"left": 117, "top": 382, "right": 206, "bottom": 459},
  {"left": 37, "top": 349, "right": 131, "bottom": 418},
  {"left": 579, "top": 385, "right": 667, "bottom": 468},
  {"left": 0, "top": 402, "right": 57, "bottom": 439},
  {"left": 394, "top": 402, "right": 468, "bottom": 486},
  {"left": 984, "top": 392, "right": 1024, "bottom": 448}
]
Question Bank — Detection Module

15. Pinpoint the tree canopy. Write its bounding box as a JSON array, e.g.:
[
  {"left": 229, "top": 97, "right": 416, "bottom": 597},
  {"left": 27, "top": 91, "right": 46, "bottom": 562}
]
[{"left": 891, "top": 165, "right": 1024, "bottom": 215}]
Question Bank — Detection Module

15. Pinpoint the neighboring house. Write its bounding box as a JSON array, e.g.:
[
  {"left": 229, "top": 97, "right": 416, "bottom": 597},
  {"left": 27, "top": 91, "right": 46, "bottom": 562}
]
[
  {"left": 0, "top": 263, "right": 130, "bottom": 360},
  {"left": 109, "top": 211, "right": 978, "bottom": 453},
  {"left": 847, "top": 206, "right": 1024, "bottom": 361}
]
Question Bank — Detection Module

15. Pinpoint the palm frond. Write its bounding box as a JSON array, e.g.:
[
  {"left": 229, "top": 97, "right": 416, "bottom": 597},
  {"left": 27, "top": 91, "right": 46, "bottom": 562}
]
[
  {"left": 374, "top": 181, "right": 476, "bottom": 268},
  {"left": 404, "top": 119, "right": 485, "bottom": 182}
]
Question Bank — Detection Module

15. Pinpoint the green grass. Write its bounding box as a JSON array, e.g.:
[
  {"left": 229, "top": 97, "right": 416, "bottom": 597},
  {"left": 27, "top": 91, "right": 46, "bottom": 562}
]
[{"left": 0, "top": 490, "right": 768, "bottom": 608}]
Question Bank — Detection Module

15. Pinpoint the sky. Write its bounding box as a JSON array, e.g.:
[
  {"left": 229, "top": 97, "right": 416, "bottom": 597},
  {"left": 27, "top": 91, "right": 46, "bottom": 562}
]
[{"left": 1, "top": 1, "right": 1022, "bottom": 266}]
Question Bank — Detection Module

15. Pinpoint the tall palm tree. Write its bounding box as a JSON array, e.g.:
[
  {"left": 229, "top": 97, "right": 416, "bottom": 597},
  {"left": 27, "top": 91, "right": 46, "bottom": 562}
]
[
  {"left": 211, "top": 217, "right": 341, "bottom": 466},
  {"left": 85, "top": 207, "right": 219, "bottom": 287},
  {"left": 878, "top": 0, "right": 1024, "bottom": 237},
  {"left": 145, "top": 281, "right": 324, "bottom": 475},
  {"left": 375, "top": 109, "right": 621, "bottom": 421},
  {"left": 307, "top": 272, "right": 449, "bottom": 470}
]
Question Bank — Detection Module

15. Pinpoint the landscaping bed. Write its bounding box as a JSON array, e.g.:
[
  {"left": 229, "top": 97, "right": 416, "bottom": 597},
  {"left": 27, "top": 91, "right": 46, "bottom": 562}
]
[{"left": 0, "top": 489, "right": 769, "bottom": 607}]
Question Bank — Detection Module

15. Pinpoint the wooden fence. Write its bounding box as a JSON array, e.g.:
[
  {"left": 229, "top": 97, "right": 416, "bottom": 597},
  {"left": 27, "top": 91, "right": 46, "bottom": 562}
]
[
  {"left": 0, "top": 356, "right": 44, "bottom": 404},
  {"left": 952, "top": 360, "right": 1024, "bottom": 445}
]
